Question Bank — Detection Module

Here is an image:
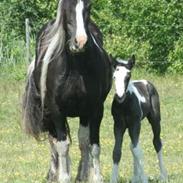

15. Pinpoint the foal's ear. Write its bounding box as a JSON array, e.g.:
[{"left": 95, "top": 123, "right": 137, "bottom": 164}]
[
  {"left": 109, "top": 54, "right": 117, "bottom": 68},
  {"left": 128, "top": 54, "right": 136, "bottom": 69}
]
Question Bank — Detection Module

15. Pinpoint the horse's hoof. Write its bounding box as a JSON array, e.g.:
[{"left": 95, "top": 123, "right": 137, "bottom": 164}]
[
  {"left": 110, "top": 177, "right": 118, "bottom": 183},
  {"left": 90, "top": 175, "right": 103, "bottom": 183},
  {"left": 58, "top": 173, "right": 71, "bottom": 183},
  {"left": 75, "top": 178, "right": 88, "bottom": 183},
  {"left": 47, "top": 171, "right": 57, "bottom": 183}
]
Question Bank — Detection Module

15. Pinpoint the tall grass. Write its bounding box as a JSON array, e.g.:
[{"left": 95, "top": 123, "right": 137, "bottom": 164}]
[{"left": 0, "top": 34, "right": 183, "bottom": 182}]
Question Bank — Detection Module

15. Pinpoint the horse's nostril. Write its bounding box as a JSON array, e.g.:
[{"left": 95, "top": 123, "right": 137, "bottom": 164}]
[{"left": 74, "top": 39, "right": 79, "bottom": 48}]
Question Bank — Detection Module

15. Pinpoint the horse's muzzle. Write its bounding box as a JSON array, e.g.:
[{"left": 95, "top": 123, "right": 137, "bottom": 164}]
[{"left": 69, "top": 39, "right": 87, "bottom": 53}]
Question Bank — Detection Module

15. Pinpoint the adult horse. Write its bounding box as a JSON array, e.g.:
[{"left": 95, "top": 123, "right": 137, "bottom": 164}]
[{"left": 22, "top": 0, "right": 112, "bottom": 183}]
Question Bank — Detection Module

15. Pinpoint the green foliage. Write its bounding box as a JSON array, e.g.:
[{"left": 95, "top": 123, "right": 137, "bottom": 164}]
[
  {"left": 1, "top": 0, "right": 183, "bottom": 73},
  {"left": 92, "top": 0, "right": 183, "bottom": 73},
  {"left": 0, "top": 0, "right": 57, "bottom": 35},
  {"left": 168, "top": 35, "right": 183, "bottom": 74}
]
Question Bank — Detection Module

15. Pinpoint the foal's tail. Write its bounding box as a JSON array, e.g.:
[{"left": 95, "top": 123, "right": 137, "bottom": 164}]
[{"left": 22, "top": 70, "right": 43, "bottom": 140}]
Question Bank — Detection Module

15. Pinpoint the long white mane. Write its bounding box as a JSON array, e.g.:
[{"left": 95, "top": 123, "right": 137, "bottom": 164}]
[{"left": 40, "top": 0, "right": 65, "bottom": 108}]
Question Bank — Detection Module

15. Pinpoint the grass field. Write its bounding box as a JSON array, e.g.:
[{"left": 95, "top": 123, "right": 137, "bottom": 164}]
[{"left": 0, "top": 64, "right": 183, "bottom": 183}]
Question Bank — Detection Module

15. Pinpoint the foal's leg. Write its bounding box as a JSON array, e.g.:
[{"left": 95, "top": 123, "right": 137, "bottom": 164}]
[
  {"left": 47, "top": 135, "right": 59, "bottom": 182},
  {"left": 76, "top": 117, "right": 90, "bottom": 182},
  {"left": 88, "top": 105, "right": 104, "bottom": 183},
  {"left": 110, "top": 117, "right": 126, "bottom": 183},
  {"left": 129, "top": 121, "right": 148, "bottom": 183},
  {"left": 147, "top": 113, "right": 167, "bottom": 181}
]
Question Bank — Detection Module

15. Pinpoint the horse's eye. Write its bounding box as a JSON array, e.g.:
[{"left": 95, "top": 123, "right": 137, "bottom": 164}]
[{"left": 116, "top": 68, "right": 119, "bottom": 71}]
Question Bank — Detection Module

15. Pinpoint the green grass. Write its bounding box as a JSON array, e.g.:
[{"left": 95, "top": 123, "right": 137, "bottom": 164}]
[{"left": 0, "top": 63, "right": 183, "bottom": 183}]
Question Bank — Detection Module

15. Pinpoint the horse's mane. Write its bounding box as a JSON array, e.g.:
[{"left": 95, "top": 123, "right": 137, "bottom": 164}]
[{"left": 35, "top": 0, "right": 66, "bottom": 107}]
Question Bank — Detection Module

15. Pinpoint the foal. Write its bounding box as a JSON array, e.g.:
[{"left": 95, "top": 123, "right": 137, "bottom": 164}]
[{"left": 110, "top": 55, "right": 167, "bottom": 183}]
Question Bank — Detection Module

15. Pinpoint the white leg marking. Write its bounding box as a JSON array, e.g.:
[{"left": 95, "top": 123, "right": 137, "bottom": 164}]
[
  {"left": 158, "top": 149, "right": 168, "bottom": 181},
  {"left": 76, "top": 124, "right": 90, "bottom": 181},
  {"left": 75, "top": 0, "right": 87, "bottom": 48},
  {"left": 130, "top": 143, "right": 148, "bottom": 183},
  {"left": 89, "top": 144, "right": 103, "bottom": 183},
  {"left": 110, "top": 164, "right": 119, "bottom": 183},
  {"left": 54, "top": 139, "right": 71, "bottom": 183}
]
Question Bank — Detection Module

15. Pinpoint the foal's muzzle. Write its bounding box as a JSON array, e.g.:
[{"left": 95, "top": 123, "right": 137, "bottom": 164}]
[{"left": 115, "top": 93, "right": 126, "bottom": 103}]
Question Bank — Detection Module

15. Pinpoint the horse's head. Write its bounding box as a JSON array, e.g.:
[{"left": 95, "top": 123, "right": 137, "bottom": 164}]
[
  {"left": 63, "top": 0, "right": 91, "bottom": 53},
  {"left": 113, "top": 55, "right": 135, "bottom": 102}
]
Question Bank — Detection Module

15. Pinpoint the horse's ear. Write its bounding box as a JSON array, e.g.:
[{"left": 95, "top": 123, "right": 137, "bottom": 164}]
[
  {"left": 109, "top": 54, "right": 117, "bottom": 68},
  {"left": 128, "top": 54, "right": 135, "bottom": 69}
]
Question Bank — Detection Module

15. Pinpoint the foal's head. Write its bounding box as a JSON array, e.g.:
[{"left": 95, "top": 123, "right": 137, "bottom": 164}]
[
  {"left": 113, "top": 55, "right": 135, "bottom": 102},
  {"left": 63, "top": 0, "right": 91, "bottom": 53}
]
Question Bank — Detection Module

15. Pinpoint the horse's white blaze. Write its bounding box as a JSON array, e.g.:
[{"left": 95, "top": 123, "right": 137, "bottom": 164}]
[
  {"left": 110, "top": 164, "right": 119, "bottom": 183},
  {"left": 113, "top": 66, "right": 130, "bottom": 98},
  {"left": 75, "top": 0, "right": 87, "bottom": 48},
  {"left": 130, "top": 143, "right": 148, "bottom": 183}
]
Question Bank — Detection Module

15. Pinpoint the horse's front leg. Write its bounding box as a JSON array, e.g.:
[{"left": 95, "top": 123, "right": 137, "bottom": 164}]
[
  {"left": 76, "top": 118, "right": 90, "bottom": 182},
  {"left": 49, "top": 109, "right": 71, "bottom": 183},
  {"left": 110, "top": 116, "right": 126, "bottom": 183},
  {"left": 47, "top": 135, "right": 59, "bottom": 183},
  {"left": 88, "top": 105, "right": 104, "bottom": 183}
]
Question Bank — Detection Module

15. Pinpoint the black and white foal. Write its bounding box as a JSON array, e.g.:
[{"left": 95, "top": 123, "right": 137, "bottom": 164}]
[{"left": 110, "top": 56, "right": 167, "bottom": 183}]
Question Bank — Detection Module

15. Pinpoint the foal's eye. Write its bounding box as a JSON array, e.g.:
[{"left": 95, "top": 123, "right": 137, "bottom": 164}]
[{"left": 116, "top": 68, "right": 119, "bottom": 71}]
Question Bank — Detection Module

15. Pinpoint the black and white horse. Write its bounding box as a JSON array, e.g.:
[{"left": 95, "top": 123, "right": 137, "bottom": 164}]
[
  {"left": 22, "top": 0, "right": 112, "bottom": 183},
  {"left": 110, "top": 56, "right": 167, "bottom": 183}
]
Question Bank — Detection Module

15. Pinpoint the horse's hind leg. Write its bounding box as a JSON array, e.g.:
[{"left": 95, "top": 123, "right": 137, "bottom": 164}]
[
  {"left": 88, "top": 105, "right": 104, "bottom": 183},
  {"left": 47, "top": 135, "right": 59, "bottom": 182},
  {"left": 147, "top": 111, "right": 167, "bottom": 181},
  {"left": 76, "top": 118, "right": 90, "bottom": 182},
  {"left": 129, "top": 121, "right": 148, "bottom": 183}
]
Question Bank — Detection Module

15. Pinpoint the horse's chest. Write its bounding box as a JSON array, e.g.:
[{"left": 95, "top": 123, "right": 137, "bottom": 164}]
[{"left": 56, "top": 74, "right": 100, "bottom": 115}]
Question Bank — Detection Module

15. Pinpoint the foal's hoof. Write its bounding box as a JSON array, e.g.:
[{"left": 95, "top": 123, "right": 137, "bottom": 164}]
[
  {"left": 131, "top": 175, "right": 148, "bottom": 183},
  {"left": 159, "top": 172, "right": 168, "bottom": 182},
  {"left": 110, "top": 177, "right": 118, "bottom": 183}
]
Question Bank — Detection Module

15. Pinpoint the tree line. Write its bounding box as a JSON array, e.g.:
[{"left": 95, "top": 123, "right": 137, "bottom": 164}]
[{"left": 1, "top": 0, "right": 183, "bottom": 73}]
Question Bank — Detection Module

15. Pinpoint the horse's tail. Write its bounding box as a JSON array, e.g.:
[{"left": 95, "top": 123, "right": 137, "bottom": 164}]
[{"left": 22, "top": 70, "right": 43, "bottom": 140}]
